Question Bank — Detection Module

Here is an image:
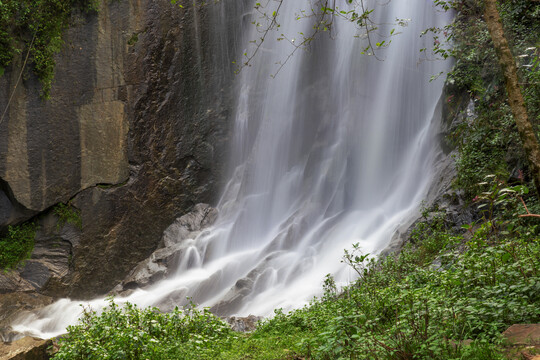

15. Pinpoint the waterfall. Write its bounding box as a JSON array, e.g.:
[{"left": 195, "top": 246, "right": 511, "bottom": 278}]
[{"left": 12, "top": 0, "right": 451, "bottom": 338}]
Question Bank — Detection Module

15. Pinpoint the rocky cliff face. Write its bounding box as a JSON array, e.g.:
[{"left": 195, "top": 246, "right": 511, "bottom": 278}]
[{"left": 0, "top": 0, "right": 235, "bottom": 300}]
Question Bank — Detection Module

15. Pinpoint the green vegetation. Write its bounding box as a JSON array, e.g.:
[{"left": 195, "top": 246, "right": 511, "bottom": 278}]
[
  {"left": 127, "top": 32, "right": 139, "bottom": 46},
  {"left": 442, "top": 0, "right": 540, "bottom": 198},
  {"left": 0, "top": 0, "right": 98, "bottom": 98},
  {"left": 53, "top": 301, "right": 238, "bottom": 360},
  {"left": 0, "top": 222, "right": 36, "bottom": 270},
  {"left": 53, "top": 202, "right": 82, "bottom": 230}
]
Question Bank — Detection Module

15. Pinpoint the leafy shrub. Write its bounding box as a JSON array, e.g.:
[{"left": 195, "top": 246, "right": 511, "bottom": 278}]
[
  {"left": 0, "top": 222, "right": 36, "bottom": 270},
  {"left": 53, "top": 211, "right": 539, "bottom": 360},
  {"left": 253, "top": 235, "right": 539, "bottom": 360},
  {"left": 53, "top": 202, "right": 82, "bottom": 230},
  {"left": 53, "top": 300, "right": 238, "bottom": 360},
  {"left": 0, "top": 0, "right": 99, "bottom": 98}
]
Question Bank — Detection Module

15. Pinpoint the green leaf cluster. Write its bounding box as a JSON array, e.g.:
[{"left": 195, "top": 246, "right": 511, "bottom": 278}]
[
  {"left": 0, "top": 0, "right": 98, "bottom": 98},
  {"left": 0, "top": 222, "right": 36, "bottom": 270},
  {"left": 53, "top": 202, "right": 82, "bottom": 230}
]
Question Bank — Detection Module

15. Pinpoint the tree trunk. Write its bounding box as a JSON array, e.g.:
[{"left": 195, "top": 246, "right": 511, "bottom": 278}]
[{"left": 483, "top": 0, "right": 540, "bottom": 197}]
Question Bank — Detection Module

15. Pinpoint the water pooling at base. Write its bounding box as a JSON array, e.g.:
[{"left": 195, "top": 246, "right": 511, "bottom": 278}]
[{"left": 13, "top": 0, "right": 451, "bottom": 338}]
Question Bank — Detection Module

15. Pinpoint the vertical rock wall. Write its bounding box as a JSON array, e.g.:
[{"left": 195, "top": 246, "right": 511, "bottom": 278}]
[{"left": 0, "top": 0, "right": 235, "bottom": 299}]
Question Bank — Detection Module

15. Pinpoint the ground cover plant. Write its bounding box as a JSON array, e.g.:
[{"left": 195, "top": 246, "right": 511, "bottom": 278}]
[
  {"left": 0, "top": 222, "right": 36, "bottom": 270},
  {"left": 53, "top": 202, "right": 82, "bottom": 230},
  {"left": 53, "top": 301, "right": 239, "bottom": 360}
]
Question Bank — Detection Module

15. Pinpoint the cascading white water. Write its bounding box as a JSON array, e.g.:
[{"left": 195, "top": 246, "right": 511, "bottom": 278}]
[{"left": 13, "top": 0, "right": 451, "bottom": 338}]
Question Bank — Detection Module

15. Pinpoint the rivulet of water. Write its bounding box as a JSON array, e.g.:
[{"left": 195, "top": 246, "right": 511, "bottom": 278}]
[{"left": 13, "top": 0, "right": 451, "bottom": 338}]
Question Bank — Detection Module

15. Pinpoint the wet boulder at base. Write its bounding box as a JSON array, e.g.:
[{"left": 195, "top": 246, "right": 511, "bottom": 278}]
[{"left": 113, "top": 204, "right": 218, "bottom": 294}]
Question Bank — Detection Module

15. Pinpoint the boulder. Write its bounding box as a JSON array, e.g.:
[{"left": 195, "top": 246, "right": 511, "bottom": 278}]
[
  {"left": 502, "top": 324, "right": 540, "bottom": 360},
  {"left": 0, "top": 337, "right": 52, "bottom": 360},
  {"left": 113, "top": 204, "right": 218, "bottom": 293},
  {"left": 503, "top": 324, "right": 540, "bottom": 345},
  {"left": 226, "top": 315, "right": 261, "bottom": 333}
]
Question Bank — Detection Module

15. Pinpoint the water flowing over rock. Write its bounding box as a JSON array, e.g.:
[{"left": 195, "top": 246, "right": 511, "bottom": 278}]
[
  {"left": 10, "top": 0, "right": 452, "bottom": 338},
  {"left": 113, "top": 204, "right": 218, "bottom": 294}
]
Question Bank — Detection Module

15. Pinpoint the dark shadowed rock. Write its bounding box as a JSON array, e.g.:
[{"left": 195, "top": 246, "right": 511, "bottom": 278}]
[
  {"left": 113, "top": 204, "right": 218, "bottom": 294},
  {"left": 0, "top": 274, "right": 34, "bottom": 295}
]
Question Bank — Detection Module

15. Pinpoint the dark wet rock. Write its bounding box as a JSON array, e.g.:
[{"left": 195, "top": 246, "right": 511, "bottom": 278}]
[
  {"left": 210, "top": 253, "right": 279, "bottom": 316},
  {"left": 0, "top": 274, "right": 34, "bottom": 295},
  {"left": 18, "top": 263, "right": 51, "bottom": 291},
  {"left": 161, "top": 204, "right": 218, "bottom": 248},
  {"left": 112, "top": 204, "right": 218, "bottom": 294}
]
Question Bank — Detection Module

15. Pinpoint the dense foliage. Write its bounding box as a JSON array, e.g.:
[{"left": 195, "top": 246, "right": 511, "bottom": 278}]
[
  {"left": 442, "top": 0, "right": 540, "bottom": 197},
  {"left": 0, "top": 222, "right": 36, "bottom": 270},
  {"left": 54, "top": 202, "right": 82, "bottom": 230},
  {"left": 256, "top": 248, "right": 537, "bottom": 358},
  {"left": 53, "top": 301, "right": 239, "bottom": 360},
  {"left": 0, "top": 0, "right": 98, "bottom": 98}
]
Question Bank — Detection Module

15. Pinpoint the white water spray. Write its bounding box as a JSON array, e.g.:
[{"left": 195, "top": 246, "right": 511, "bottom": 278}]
[{"left": 13, "top": 0, "right": 451, "bottom": 338}]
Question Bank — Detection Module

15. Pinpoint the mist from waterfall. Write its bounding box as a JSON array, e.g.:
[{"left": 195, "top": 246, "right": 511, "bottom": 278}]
[{"left": 13, "top": 0, "right": 451, "bottom": 338}]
